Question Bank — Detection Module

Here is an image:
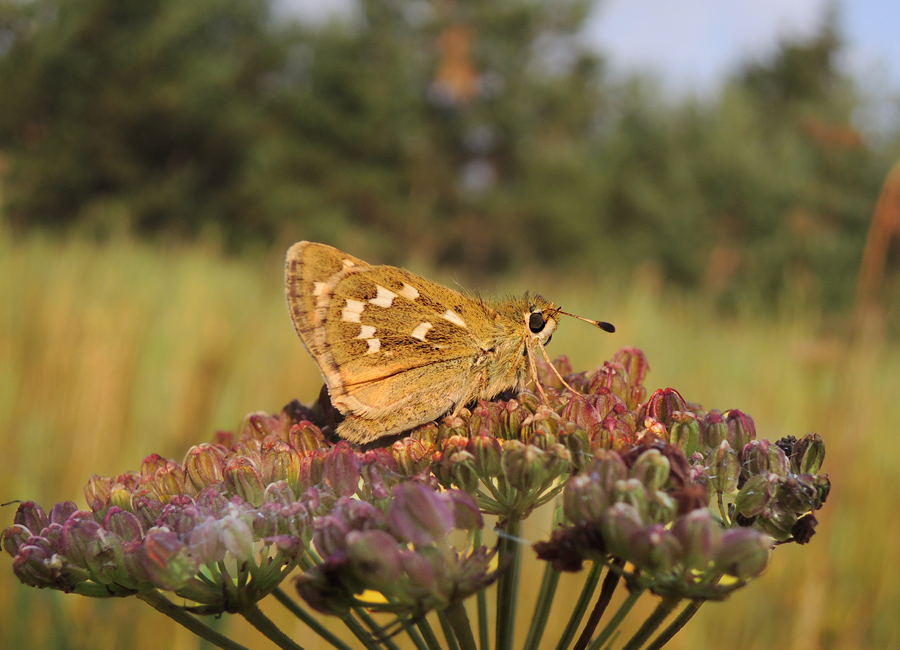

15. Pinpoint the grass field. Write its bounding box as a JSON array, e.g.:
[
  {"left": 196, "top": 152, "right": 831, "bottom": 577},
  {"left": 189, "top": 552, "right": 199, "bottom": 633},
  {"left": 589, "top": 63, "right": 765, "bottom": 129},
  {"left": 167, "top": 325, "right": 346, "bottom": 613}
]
[{"left": 1, "top": 228, "right": 898, "bottom": 649}]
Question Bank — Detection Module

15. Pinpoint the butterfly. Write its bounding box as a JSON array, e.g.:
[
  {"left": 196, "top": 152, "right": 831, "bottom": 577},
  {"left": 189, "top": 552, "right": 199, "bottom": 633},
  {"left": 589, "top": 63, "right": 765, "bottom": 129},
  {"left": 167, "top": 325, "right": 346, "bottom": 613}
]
[{"left": 285, "top": 241, "right": 614, "bottom": 444}]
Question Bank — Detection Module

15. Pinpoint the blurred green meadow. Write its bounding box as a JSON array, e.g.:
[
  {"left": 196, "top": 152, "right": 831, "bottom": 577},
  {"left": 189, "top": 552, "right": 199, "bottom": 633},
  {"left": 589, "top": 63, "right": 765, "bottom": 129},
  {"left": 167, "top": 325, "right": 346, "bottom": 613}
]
[{"left": 2, "top": 227, "right": 898, "bottom": 649}]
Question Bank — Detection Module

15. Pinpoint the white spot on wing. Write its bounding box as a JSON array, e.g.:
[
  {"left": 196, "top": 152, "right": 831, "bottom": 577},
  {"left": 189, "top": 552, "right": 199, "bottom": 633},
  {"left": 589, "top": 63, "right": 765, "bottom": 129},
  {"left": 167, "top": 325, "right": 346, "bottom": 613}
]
[
  {"left": 342, "top": 259, "right": 355, "bottom": 268},
  {"left": 369, "top": 285, "right": 397, "bottom": 308},
  {"left": 443, "top": 309, "right": 467, "bottom": 328},
  {"left": 411, "top": 322, "right": 433, "bottom": 341},
  {"left": 313, "top": 282, "right": 326, "bottom": 296},
  {"left": 341, "top": 299, "right": 365, "bottom": 323},
  {"left": 399, "top": 283, "right": 420, "bottom": 300},
  {"left": 366, "top": 338, "right": 381, "bottom": 354},
  {"left": 356, "top": 325, "right": 376, "bottom": 339}
]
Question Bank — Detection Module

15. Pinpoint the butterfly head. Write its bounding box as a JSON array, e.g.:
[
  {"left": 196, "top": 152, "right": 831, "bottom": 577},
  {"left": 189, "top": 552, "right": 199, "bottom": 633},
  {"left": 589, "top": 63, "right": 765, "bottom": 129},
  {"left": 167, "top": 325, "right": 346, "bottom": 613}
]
[{"left": 524, "top": 296, "right": 561, "bottom": 346}]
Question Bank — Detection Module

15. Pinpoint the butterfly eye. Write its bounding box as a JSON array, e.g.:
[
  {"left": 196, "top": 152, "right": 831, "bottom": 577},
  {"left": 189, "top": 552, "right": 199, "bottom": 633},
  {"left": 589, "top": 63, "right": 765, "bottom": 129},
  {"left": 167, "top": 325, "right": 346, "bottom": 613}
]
[{"left": 529, "top": 312, "right": 546, "bottom": 333}]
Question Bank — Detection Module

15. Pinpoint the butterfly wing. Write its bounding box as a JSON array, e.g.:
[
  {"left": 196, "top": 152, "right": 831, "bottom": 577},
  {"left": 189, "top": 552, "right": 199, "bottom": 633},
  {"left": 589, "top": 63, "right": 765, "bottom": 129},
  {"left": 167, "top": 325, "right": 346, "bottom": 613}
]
[{"left": 286, "top": 243, "right": 512, "bottom": 442}]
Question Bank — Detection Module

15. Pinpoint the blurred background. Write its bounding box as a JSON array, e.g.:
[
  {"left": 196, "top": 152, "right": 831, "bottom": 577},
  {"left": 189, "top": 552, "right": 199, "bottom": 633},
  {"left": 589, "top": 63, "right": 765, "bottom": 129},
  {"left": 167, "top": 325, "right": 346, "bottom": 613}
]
[{"left": 1, "top": 0, "right": 899, "bottom": 648}]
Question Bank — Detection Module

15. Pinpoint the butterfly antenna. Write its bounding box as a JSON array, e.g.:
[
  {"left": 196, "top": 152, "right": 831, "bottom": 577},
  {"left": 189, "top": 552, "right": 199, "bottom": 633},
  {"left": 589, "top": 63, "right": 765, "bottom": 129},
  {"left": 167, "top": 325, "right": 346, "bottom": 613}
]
[{"left": 558, "top": 310, "right": 615, "bottom": 333}]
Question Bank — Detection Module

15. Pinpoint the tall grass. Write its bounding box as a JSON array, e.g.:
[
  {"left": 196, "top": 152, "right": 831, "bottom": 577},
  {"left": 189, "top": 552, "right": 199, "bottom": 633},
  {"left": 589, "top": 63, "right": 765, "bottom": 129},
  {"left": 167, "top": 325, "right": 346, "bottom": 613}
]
[{"left": 1, "top": 230, "right": 897, "bottom": 649}]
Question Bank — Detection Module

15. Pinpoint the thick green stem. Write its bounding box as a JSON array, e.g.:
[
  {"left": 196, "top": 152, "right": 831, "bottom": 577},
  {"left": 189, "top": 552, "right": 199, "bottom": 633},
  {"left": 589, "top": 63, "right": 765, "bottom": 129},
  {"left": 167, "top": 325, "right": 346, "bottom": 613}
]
[
  {"left": 644, "top": 599, "right": 705, "bottom": 650},
  {"left": 522, "top": 562, "right": 561, "bottom": 650},
  {"left": 553, "top": 562, "right": 602, "bottom": 650},
  {"left": 241, "top": 603, "right": 306, "bottom": 650},
  {"left": 136, "top": 591, "right": 249, "bottom": 650},
  {"left": 271, "top": 588, "right": 356, "bottom": 650},
  {"left": 620, "top": 596, "right": 681, "bottom": 650},
  {"left": 495, "top": 519, "right": 524, "bottom": 650},
  {"left": 588, "top": 589, "right": 643, "bottom": 650},
  {"left": 444, "top": 602, "right": 478, "bottom": 650},
  {"left": 573, "top": 561, "right": 622, "bottom": 650},
  {"left": 353, "top": 608, "right": 403, "bottom": 650}
]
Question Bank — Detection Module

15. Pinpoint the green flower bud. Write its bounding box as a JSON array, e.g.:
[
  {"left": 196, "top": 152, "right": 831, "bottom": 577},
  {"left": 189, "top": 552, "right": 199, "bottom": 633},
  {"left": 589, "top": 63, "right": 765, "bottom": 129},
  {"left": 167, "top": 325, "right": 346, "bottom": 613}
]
[
  {"left": 467, "top": 435, "right": 503, "bottom": 477},
  {"left": 563, "top": 474, "right": 609, "bottom": 524},
  {"left": 671, "top": 509, "right": 722, "bottom": 572},
  {"left": 735, "top": 474, "right": 775, "bottom": 518},
  {"left": 707, "top": 441, "right": 740, "bottom": 495},
  {"left": 644, "top": 388, "right": 687, "bottom": 428},
  {"left": 615, "top": 478, "right": 650, "bottom": 518},
  {"left": 715, "top": 529, "right": 773, "bottom": 580},
  {"left": 224, "top": 456, "right": 266, "bottom": 506},
  {"left": 741, "top": 440, "right": 790, "bottom": 478},
  {"left": 629, "top": 524, "right": 681, "bottom": 575},
  {"left": 669, "top": 411, "right": 700, "bottom": 457},
  {"left": 703, "top": 410, "right": 728, "bottom": 449},
  {"left": 630, "top": 449, "right": 671, "bottom": 492},
  {"left": 323, "top": 442, "right": 361, "bottom": 497},
  {"left": 601, "top": 502, "right": 645, "bottom": 559},
  {"left": 792, "top": 433, "right": 825, "bottom": 475}
]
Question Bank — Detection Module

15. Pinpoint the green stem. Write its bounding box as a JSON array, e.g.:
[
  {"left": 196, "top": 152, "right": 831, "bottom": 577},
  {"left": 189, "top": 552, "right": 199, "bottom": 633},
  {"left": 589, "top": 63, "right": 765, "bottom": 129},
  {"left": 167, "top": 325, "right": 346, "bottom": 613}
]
[
  {"left": 340, "top": 611, "right": 384, "bottom": 650},
  {"left": 522, "top": 562, "right": 561, "bottom": 650},
  {"left": 416, "top": 616, "right": 443, "bottom": 650},
  {"left": 241, "top": 603, "right": 306, "bottom": 650},
  {"left": 444, "top": 602, "right": 478, "bottom": 650},
  {"left": 553, "top": 561, "right": 602, "bottom": 650},
  {"left": 588, "top": 588, "right": 643, "bottom": 650},
  {"left": 716, "top": 492, "right": 728, "bottom": 524},
  {"left": 437, "top": 610, "right": 462, "bottom": 650},
  {"left": 136, "top": 591, "right": 249, "bottom": 650},
  {"left": 271, "top": 588, "right": 355, "bottom": 650},
  {"left": 620, "top": 596, "right": 681, "bottom": 650},
  {"left": 573, "top": 561, "right": 622, "bottom": 650},
  {"left": 495, "top": 518, "right": 523, "bottom": 650},
  {"left": 473, "top": 528, "right": 490, "bottom": 650},
  {"left": 644, "top": 599, "right": 705, "bottom": 650},
  {"left": 354, "top": 608, "right": 403, "bottom": 650}
]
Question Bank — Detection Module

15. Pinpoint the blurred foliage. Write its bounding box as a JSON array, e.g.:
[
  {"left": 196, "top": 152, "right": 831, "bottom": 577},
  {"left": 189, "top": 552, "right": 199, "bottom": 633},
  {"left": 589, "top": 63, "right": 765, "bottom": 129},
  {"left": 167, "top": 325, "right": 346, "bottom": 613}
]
[{"left": 1, "top": 0, "right": 899, "bottom": 311}]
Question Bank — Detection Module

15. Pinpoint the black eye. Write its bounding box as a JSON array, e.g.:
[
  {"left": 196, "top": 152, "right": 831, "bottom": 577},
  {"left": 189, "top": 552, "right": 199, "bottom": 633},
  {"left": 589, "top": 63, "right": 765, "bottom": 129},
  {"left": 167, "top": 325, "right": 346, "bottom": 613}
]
[{"left": 529, "top": 312, "right": 545, "bottom": 333}]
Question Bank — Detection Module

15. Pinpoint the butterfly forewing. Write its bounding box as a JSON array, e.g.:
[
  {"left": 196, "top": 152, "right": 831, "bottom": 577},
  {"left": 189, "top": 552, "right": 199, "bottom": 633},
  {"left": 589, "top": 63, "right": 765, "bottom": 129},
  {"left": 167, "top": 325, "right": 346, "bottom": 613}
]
[{"left": 321, "top": 265, "right": 493, "bottom": 386}]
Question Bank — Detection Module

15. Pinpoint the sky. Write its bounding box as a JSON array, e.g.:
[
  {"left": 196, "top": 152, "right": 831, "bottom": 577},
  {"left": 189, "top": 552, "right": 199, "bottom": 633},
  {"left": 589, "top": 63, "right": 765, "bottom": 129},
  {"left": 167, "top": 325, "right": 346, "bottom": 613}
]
[{"left": 585, "top": 0, "right": 900, "bottom": 96}]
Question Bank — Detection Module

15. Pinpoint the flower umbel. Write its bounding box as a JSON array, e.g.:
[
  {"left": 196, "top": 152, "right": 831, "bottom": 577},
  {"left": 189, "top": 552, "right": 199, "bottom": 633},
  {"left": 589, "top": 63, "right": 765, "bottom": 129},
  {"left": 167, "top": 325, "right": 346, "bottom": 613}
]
[{"left": 3, "top": 348, "right": 830, "bottom": 650}]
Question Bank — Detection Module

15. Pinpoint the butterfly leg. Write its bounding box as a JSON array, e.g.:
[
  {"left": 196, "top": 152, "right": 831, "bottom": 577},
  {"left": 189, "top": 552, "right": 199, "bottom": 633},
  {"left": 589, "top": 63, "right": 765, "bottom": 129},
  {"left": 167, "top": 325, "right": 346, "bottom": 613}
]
[
  {"left": 536, "top": 340, "right": 580, "bottom": 394},
  {"left": 524, "top": 342, "right": 550, "bottom": 403}
]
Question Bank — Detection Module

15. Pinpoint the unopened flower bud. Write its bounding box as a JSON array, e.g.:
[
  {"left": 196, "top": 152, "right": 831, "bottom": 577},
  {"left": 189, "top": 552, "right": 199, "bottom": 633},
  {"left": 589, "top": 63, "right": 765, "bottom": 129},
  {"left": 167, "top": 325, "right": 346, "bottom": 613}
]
[
  {"left": 702, "top": 410, "right": 728, "bottom": 449},
  {"left": 644, "top": 389, "right": 687, "bottom": 427},
  {"left": 346, "top": 529, "right": 404, "bottom": 586},
  {"left": 629, "top": 524, "right": 681, "bottom": 574},
  {"left": 13, "top": 501, "right": 49, "bottom": 534},
  {"left": 2, "top": 525, "right": 31, "bottom": 558},
  {"left": 288, "top": 421, "right": 328, "bottom": 454},
  {"left": 441, "top": 450, "right": 479, "bottom": 493},
  {"left": 391, "top": 438, "right": 432, "bottom": 476},
  {"left": 758, "top": 503, "right": 798, "bottom": 541},
  {"left": 152, "top": 463, "right": 186, "bottom": 499},
  {"left": 467, "top": 435, "right": 503, "bottom": 477},
  {"left": 563, "top": 474, "right": 609, "bottom": 524},
  {"left": 735, "top": 474, "right": 775, "bottom": 518},
  {"left": 219, "top": 510, "right": 255, "bottom": 562},
  {"left": 103, "top": 508, "right": 144, "bottom": 543},
  {"left": 439, "top": 414, "right": 469, "bottom": 440},
  {"left": 389, "top": 483, "right": 454, "bottom": 546},
  {"left": 614, "top": 478, "right": 650, "bottom": 518},
  {"left": 224, "top": 456, "right": 266, "bottom": 506},
  {"left": 707, "top": 441, "right": 740, "bottom": 494},
  {"left": 323, "top": 442, "right": 361, "bottom": 497},
  {"left": 792, "top": 433, "right": 825, "bottom": 475},
  {"left": 503, "top": 444, "right": 547, "bottom": 491},
  {"left": 669, "top": 412, "right": 700, "bottom": 456},
  {"left": 741, "top": 440, "right": 790, "bottom": 478},
  {"left": 601, "top": 502, "right": 645, "bottom": 559},
  {"left": 141, "top": 527, "right": 200, "bottom": 590},
  {"left": 715, "top": 529, "right": 772, "bottom": 580},
  {"left": 260, "top": 439, "right": 303, "bottom": 486},
  {"left": 184, "top": 444, "right": 226, "bottom": 490},
  {"left": 613, "top": 347, "right": 650, "bottom": 387},
  {"left": 444, "top": 490, "right": 483, "bottom": 531},
  {"left": 725, "top": 410, "right": 756, "bottom": 449},
  {"left": 671, "top": 509, "right": 722, "bottom": 572},
  {"left": 630, "top": 449, "right": 670, "bottom": 492}
]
